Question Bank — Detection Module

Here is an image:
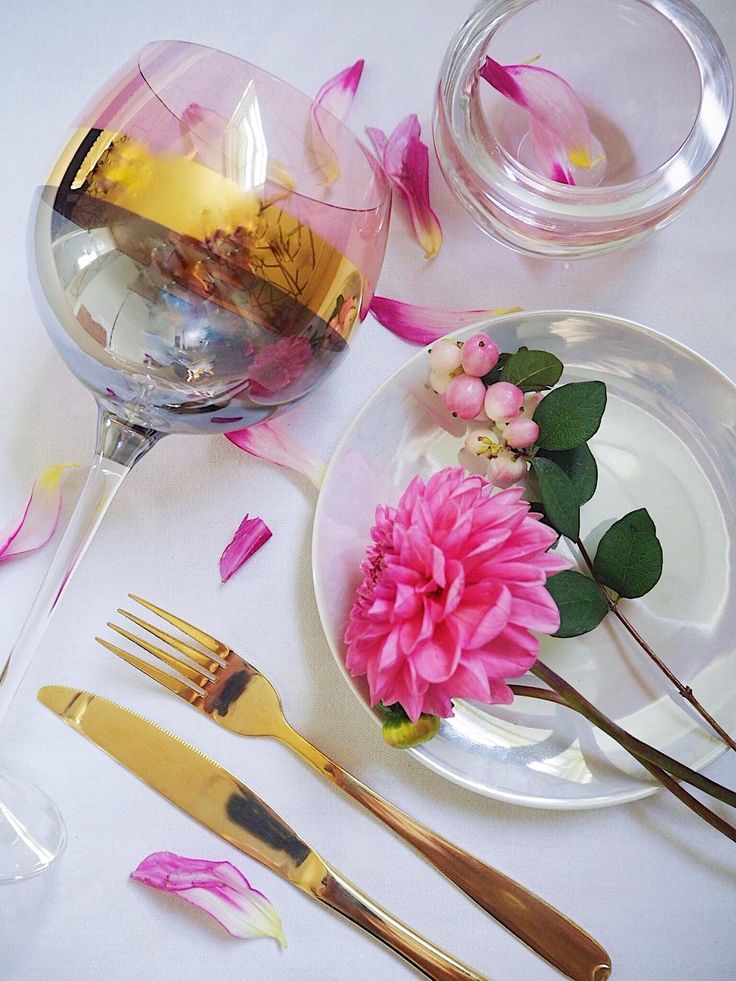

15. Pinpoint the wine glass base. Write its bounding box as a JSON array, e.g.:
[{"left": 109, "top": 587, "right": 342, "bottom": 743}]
[{"left": 0, "top": 765, "right": 66, "bottom": 884}]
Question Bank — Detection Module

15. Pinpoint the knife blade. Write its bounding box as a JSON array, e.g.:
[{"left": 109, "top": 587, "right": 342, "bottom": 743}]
[{"left": 38, "top": 686, "right": 490, "bottom": 981}]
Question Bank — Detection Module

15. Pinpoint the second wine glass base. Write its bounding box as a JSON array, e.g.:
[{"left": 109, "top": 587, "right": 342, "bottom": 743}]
[{"left": 0, "top": 765, "right": 66, "bottom": 884}]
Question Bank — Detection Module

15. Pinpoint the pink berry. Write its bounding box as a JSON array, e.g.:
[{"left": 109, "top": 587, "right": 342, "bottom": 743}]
[
  {"left": 428, "top": 341, "right": 463, "bottom": 373},
  {"left": 505, "top": 417, "right": 539, "bottom": 449},
  {"left": 461, "top": 333, "right": 500, "bottom": 377},
  {"left": 487, "top": 450, "right": 527, "bottom": 488},
  {"left": 443, "top": 375, "right": 486, "bottom": 419},
  {"left": 484, "top": 382, "right": 525, "bottom": 423}
]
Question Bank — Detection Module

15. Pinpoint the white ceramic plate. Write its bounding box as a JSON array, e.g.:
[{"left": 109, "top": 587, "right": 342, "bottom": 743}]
[{"left": 312, "top": 311, "right": 736, "bottom": 808}]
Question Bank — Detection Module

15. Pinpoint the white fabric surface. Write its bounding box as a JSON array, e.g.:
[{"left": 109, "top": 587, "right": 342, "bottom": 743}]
[{"left": 1, "top": 1, "right": 735, "bottom": 978}]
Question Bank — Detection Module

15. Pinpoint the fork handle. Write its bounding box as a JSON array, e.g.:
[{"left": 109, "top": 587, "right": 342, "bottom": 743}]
[
  {"left": 280, "top": 725, "right": 611, "bottom": 981},
  {"left": 314, "top": 863, "right": 489, "bottom": 981}
]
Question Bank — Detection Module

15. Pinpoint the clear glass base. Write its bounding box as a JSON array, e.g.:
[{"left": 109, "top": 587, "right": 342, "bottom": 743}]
[{"left": 0, "top": 766, "right": 66, "bottom": 883}]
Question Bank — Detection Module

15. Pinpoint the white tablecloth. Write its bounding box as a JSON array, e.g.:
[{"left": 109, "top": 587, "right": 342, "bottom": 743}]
[{"left": 1, "top": 2, "right": 735, "bottom": 978}]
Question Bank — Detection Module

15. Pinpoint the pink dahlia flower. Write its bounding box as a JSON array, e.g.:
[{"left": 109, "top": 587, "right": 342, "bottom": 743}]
[{"left": 344, "top": 467, "right": 569, "bottom": 722}]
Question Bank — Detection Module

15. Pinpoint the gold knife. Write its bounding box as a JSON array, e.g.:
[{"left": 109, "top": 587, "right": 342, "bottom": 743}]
[{"left": 38, "top": 685, "right": 490, "bottom": 981}]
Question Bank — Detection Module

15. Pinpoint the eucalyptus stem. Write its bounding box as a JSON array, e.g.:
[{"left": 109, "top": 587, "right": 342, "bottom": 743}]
[
  {"left": 576, "top": 539, "right": 736, "bottom": 753},
  {"left": 510, "top": 683, "right": 736, "bottom": 844},
  {"left": 528, "top": 660, "right": 736, "bottom": 808}
]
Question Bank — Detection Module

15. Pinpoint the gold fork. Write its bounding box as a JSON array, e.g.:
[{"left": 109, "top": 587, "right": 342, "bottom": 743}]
[{"left": 98, "top": 595, "right": 611, "bottom": 981}]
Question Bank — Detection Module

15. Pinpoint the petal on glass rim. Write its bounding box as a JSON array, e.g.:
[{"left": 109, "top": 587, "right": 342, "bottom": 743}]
[
  {"left": 315, "top": 59, "right": 365, "bottom": 123},
  {"left": 0, "top": 464, "right": 77, "bottom": 563},
  {"left": 220, "top": 514, "right": 272, "bottom": 583},
  {"left": 131, "top": 852, "right": 286, "bottom": 947},
  {"left": 367, "top": 115, "right": 443, "bottom": 259},
  {"left": 478, "top": 57, "right": 602, "bottom": 184},
  {"left": 226, "top": 418, "right": 326, "bottom": 489},
  {"left": 310, "top": 59, "right": 365, "bottom": 186},
  {"left": 369, "top": 296, "right": 521, "bottom": 345}
]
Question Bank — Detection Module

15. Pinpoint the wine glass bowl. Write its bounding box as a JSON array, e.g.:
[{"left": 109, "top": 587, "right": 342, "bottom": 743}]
[
  {"left": 0, "top": 40, "right": 390, "bottom": 883},
  {"left": 32, "top": 40, "right": 390, "bottom": 433},
  {"left": 433, "top": 0, "right": 733, "bottom": 257}
]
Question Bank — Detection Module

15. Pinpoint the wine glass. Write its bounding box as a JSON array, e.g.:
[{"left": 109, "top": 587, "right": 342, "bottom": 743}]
[{"left": 0, "top": 40, "right": 390, "bottom": 882}]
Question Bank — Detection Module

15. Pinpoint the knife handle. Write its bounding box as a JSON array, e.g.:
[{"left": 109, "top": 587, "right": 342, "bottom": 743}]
[
  {"left": 315, "top": 864, "right": 489, "bottom": 981},
  {"left": 281, "top": 725, "right": 611, "bottom": 981}
]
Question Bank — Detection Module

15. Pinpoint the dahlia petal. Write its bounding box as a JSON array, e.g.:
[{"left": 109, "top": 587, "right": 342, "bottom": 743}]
[
  {"left": 315, "top": 59, "right": 364, "bottom": 123},
  {"left": 394, "top": 580, "right": 420, "bottom": 618},
  {"left": 488, "top": 679, "right": 515, "bottom": 705},
  {"left": 465, "top": 584, "right": 512, "bottom": 648},
  {"left": 431, "top": 545, "right": 446, "bottom": 588},
  {"left": 0, "top": 463, "right": 77, "bottom": 563},
  {"left": 413, "top": 625, "right": 462, "bottom": 684},
  {"left": 368, "top": 115, "right": 443, "bottom": 258},
  {"left": 226, "top": 418, "right": 325, "bottom": 489},
  {"left": 420, "top": 686, "right": 455, "bottom": 718},
  {"left": 476, "top": 559, "right": 547, "bottom": 585},
  {"left": 478, "top": 57, "right": 602, "bottom": 186},
  {"left": 511, "top": 586, "right": 562, "bottom": 635},
  {"left": 447, "top": 659, "right": 491, "bottom": 702},
  {"left": 131, "top": 852, "right": 286, "bottom": 947},
  {"left": 368, "top": 296, "right": 519, "bottom": 346},
  {"left": 441, "top": 561, "right": 465, "bottom": 619},
  {"left": 219, "top": 514, "right": 272, "bottom": 582},
  {"left": 477, "top": 623, "right": 539, "bottom": 676},
  {"left": 310, "top": 60, "right": 364, "bottom": 186}
]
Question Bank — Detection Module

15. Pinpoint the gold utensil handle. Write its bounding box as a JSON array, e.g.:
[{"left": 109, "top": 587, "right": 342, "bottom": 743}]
[
  {"left": 281, "top": 726, "right": 611, "bottom": 981},
  {"left": 315, "top": 865, "right": 490, "bottom": 981}
]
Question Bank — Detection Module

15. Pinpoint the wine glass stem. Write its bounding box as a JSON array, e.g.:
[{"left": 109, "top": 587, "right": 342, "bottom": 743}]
[{"left": 0, "top": 408, "right": 161, "bottom": 727}]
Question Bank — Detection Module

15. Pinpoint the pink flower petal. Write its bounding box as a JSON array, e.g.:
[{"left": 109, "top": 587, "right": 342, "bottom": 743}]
[
  {"left": 367, "top": 115, "right": 443, "bottom": 258},
  {"left": 369, "top": 296, "right": 520, "bottom": 345},
  {"left": 220, "top": 514, "right": 272, "bottom": 583},
  {"left": 0, "top": 464, "right": 77, "bottom": 563},
  {"left": 226, "top": 418, "right": 325, "bottom": 489},
  {"left": 315, "top": 59, "right": 365, "bottom": 123},
  {"left": 479, "top": 57, "right": 602, "bottom": 185},
  {"left": 131, "top": 852, "right": 286, "bottom": 947},
  {"left": 310, "top": 59, "right": 365, "bottom": 186}
]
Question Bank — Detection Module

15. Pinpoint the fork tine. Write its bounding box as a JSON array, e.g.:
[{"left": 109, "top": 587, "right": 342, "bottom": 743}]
[
  {"left": 129, "top": 594, "right": 228, "bottom": 661},
  {"left": 118, "top": 609, "right": 223, "bottom": 671},
  {"left": 96, "top": 637, "right": 207, "bottom": 698},
  {"left": 106, "top": 622, "right": 214, "bottom": 685}
]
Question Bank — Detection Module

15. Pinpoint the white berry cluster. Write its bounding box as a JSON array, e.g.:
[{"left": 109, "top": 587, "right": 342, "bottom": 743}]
[{"left": 428, "top": 334, "right": 542, "bottom": 488}]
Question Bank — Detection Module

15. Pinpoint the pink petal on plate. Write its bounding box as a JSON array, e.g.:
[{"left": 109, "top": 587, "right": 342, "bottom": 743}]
[
  {"left": 310, "top": 59, "right": 365, "bottom": 186},
  {"left": 131, "top": 852, "right": 286, "bottom": 947},
  {"left": 478, "top": 57, "right": 602, "bottom": 184},
  {"left": 369, "top": 296, "right": 520, "bottom": 345},
  {"left": 226, "top": 418, "right": 326, "bottom": 489},
  {"left": 368, "top": 115, "right": 443, "bottom": 259},
  {"left": 220, "top": 514, "right": 272, "bottom": 582},
  {"left": 0, "top": 464, "right": 77, "bottom": 563}
]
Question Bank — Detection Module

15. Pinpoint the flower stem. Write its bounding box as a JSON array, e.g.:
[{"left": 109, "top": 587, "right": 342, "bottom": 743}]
[
  {"left": 576, "top": 539, "right": 736, "bottom": 752},
  {"left": 510, "top": 682, "right": 736, "bottom": 843},
  {"left": 528, "top": 660, "right": 736, "bottom": 808}
]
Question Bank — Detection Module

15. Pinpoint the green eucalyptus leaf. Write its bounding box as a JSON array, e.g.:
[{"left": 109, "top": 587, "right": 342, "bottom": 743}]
[
  {"left": 531, "top": 456, "right": 580, "bottom": 540},
  {"left": 592, "top": 509, "right": 663, "bottom": 599},
  {"left": 534, "top": 381, "right": 607, "bottom": 450},
  {"left": 536, "top": 444, "right": 598, "bottom": 505},
  {"left": 501, "top": 348, "right": 564, "bottom": 391},
  {"left": 546, "top": 570, "right": 610, "bottom": 638}
]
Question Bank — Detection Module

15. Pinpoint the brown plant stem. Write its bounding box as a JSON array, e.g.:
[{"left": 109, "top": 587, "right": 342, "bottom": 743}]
[
  {"left": 510, "top": 682, "right": 736, "bottom": 844},
  {"left": 527, "top": 660, "right": 736, "bottom": 808},
  {"left": 576, "top": 538, "right": 736, "bottom": 753}
]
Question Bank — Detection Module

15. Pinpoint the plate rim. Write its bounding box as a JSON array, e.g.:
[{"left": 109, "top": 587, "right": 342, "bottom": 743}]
[{"left": 311, "top": 307, "right": 736, "bottom": 808}]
